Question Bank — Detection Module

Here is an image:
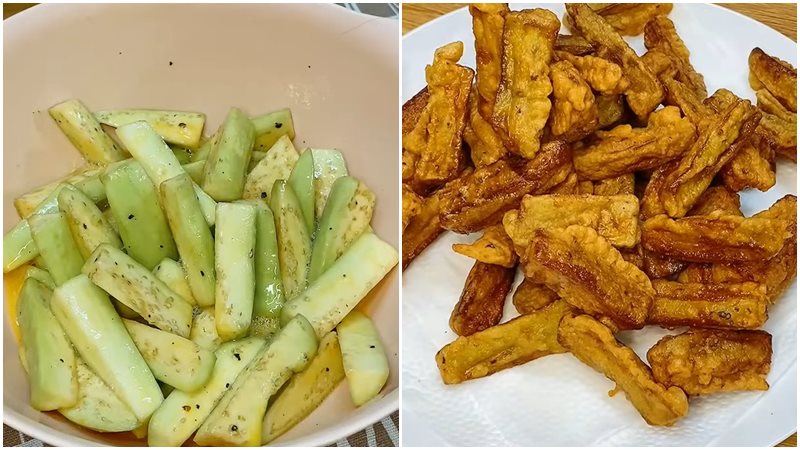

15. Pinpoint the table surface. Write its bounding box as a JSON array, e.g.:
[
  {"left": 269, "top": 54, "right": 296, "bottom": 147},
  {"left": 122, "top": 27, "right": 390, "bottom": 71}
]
[{"left": 402, "top": 3, "right": 796, "bottom": 448}]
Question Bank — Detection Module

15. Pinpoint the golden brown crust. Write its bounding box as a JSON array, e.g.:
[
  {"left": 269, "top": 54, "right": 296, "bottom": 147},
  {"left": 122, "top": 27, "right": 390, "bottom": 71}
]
[
  {"left": 512, "top": 279, "right": 560, "bottom": 314},
  {"left": 492, "top": 9, "right": 560, "bottom": 158},
  {"left": 642, "top": 212, "right": 789, "bottom": 263},
  {"left": 749, "top": 47, "right": 797, "bottom": 113},
  {"left": 522, "top": 225, "right": 654, "bottom": 329},
  {"left": 548, "top": 169, "right": 580, "bottom": 194},
  {"left": 720, "top": 139, "right": 776, "bottom": 192},
  {"left": 549, "top": 60, "right": 599, "bottom": 142},
  {"left": 644, "top": 16, "right": 707, "bottom": 99},
  {"left": 647, "top": 329, "right": 772, "bottom": 395},
  {"left": 449, "top": 260, "right": 516, "bottom": 336},
  {"left": 436, "top": 300, "right": 572, "bottom": 384},
  {"left": 594, "top": 173, "right": 635, "bottom": 196},
  {"left": 469, "top": 3, "right": 510, "bottom": 119},
  {"left": 555, "top": 51, "right": 630, "bottom": 95},
  {"left": 402, "top": 184, "right": 424, "bottom": 231},
  {"left": 573, "top": 106, "right": 696, "bottom": 180},
  {"left": 642, "top": 248, "right": 686, "bottom": 280},
  {"left": 463, "top": 85, "right": 508, "bottom": 167},
  {"left": 555, "top": 33, "right": 594, "bottom": 56},
  {"left": 402, "top": 42, "right": 474, "bottom": 192},
  {"left": 402, "top": 193, "right": 444, "bottom": 270},
  {"left": 452, "top": 224, "right": 517, "bottom": 268},
  {"left": 503, "top": 194, "right": 640, "bottom": 250},
  {"left": 687, "top": 185, "right": 742, "bottom": 217},
  {"left": 647, "top": 281, "right": 768, "bottom": 329},
  {"left": 557, "top": 314, "right": 689, "bottom": 426},
  {"left": 565, "top": 4, "right": 663, "bottom": 119},
  {"left": 438, "top": 140, "right": 572, "bottom": 233},
  {"left": 402, "top": 87, "right": 430, "bottom": 136}
]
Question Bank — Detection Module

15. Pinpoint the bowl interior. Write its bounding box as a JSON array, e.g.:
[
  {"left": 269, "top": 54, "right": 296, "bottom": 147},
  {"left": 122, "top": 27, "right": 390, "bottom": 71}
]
[{"left": 3, "top": 3, "right": 398, "bottom": 446}]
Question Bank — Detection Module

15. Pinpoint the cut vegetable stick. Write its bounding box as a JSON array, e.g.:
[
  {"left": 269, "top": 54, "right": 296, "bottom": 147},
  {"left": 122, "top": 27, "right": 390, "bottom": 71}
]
[
  {"left": 282, "top": 232, "right": 398, "bottom": 338},
  {"left": 182, "top": 159, "right": 206, "bottom": 185},
  {"left": 83, "top": 244, "right": 193, "bottom": 337},
  {"left": 311, "top": 149, "right": 349, "bottom": 218},
  {"left": 191, "top": 132, "right": 218, "bottom": 162},
  {"left": 52, "top": 275, "right": 163, "bottom": 422},
  {"left": 95, "top": 109, "right": 206, "bottom": 149},
  {"left": 153, "top": 257, "right": 196, "bottom": 305},
  {"left": 14, "top": 166, "right": 104, "bottom": 219},
  {"left": 214, "top": 202, "right": 256, "bottom": 341},
  {"left": 289, "top": 149, "right": 315, "bottom": 234},
  {"left": 102, "top": 208, "right": 118, "bottom": 233},
  {"left": 147, "top": 336, "right": 267, "bottom": 447},
  {"left": 160, "top": 173, "right": 216, "bottom": 307},
  {"left": 171, "top": 145, "right": 193, "bottom": 164},
  {"left": 59, "top": 359, "right": 139, "bottom": 432},
  {"left": 122, "top": 319, "right": 216, "bottom": 392},
  {"left": 252, "top": 108, "right": 295, "bottom": 151},
  {"left": 244, "top": 200, "right": 285, "bottom": 338},
  {"left": 115, "top": 120, "right": 216, "bottom": 226},
  {"left": 58, "top": 183, "right": 122, "bottom": 259},
  {"left": 102, "top": 160, "right": 178, "bottom": 270},
  {"left": 202, "top": 108, "right": 255, "bottom": 201},
  {"left": 28, "top": 212, "right": 84, "bottom": 286},
  {"left": 249, "top": 150, "right": 267, "bottom": 172},
  {"left": 270, "top": 181, "right": 311, "bottom": 300},
  {"left": 194, "top": 315, "right": 318, "bottom": 446},
  {"left": 308, "top": 176, "right": 375, "bottom": 282},
  {"left": 17, "top": 278, "right": 78, "bottom": 411},
  {"left": 243, "top": 135, "right": 300, "bottom": 200},
  {"left": 261, "top": 331, "right": 345, "bottom": 443},
  {"left": 49, "top": 99, "right": 128, "bottom": 164},
  {"left": 21, "top": 265, "right": 55, "bottom": 290},
  {"left": 191, "top": 307, "right": 222, "bottom": 352},
  {"left": 337, "top": 311, "right": 389, "bottom": 406}
]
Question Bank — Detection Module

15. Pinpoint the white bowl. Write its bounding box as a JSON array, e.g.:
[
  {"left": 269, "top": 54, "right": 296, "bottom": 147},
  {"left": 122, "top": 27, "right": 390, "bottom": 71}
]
[{"left": 3, "top": 3, "right": 398, "bottom": 446}]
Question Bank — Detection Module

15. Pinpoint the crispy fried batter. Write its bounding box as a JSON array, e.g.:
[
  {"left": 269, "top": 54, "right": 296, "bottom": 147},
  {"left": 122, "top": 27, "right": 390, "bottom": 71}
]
[
  {"left": 438, "top": 141, "right": 572, "bottom": 233},
  {"left": 596, "top": 94, "right": 627, "bottom": 129},
  {"left": 555, "top": 33, "right": 594, "bottom": 56},
  {"left": 678, "top": 195, "right": 797, "bottom": 302},
  {"left": 758, "top": 110, "right": 797, "bottom": 162},
  {"left": 555, "top": 52, "right": 630, "bottom": 95},
  {"left": 450, "top": 261, "right": 516, "bottom": 336},
  {"left": 704, "top": 88, "right": 737, "bottom": 112},
  {"left": 402, "top": 184, "right": 424, "bottom": 231},
  {"left": 470, "top": 3, "right": 510, "bottom": 119},
  {"left": 577, "top": 180, "right": 595, "bottom": 194},
  {"left": 574, "top": 106, "right": 696, "bottom": 180},
  {"left": 640, "top": 162, "right": 673, "bottom": 219},
  {"left": 660, "top": 99, "right": 761, "bottom": 217},
  {"left": 720, "top": 139, "right": 776, "bottom": 192},
  {"left": 644, "top": 16, "right": 707, "bottom": 99},
  {"left": 513, "top": 279, "right": 560, "bottom": 314},
  {"left": 647, "top": 281, "right": 768, "bottom": 329},
  {"left": 565, "top": 4, "right": 663, "bottom": 119},
  {"left": 436, "top": 300, "right": 573, "bottom": 384},
  {"left": 492, "top": 9, "right": 560, "bottom": 158},
  {"left": 549, "top": 60, "right": 599, "bottom": 142},
  {"left": 549, "top": 169, "right": 580, "bottom": 194},
  {"left": 647, "top": 329, "right": 772, "bottom": 395},
  {"left": 594, "top": 173, "right": 635, "bottom": 196},
  {"left": 402, "top": 150, "right": 417, "bottom": 183},
  {"left": 641, "top": 50, "right": 678, "bottom": 81},
  {"left": 687, "top": 186, "right": 742, "bottom": 216},
  {"left": 749, "top": 47, "right": 797, "bottom": 112},
  {"left": 662, "top": 78, "right": 709, "bottom": 127},
  {"left": 756, "top": 88, "right": 797, "bottom": 121},
  {"left": 642, "top": 211, "right": 790, "bottom": 263},
  {"left": 463, "top": 85, "right": 508, "bottom": 167},
  {"left": 591, "top": 3, "right": 674, "bottom": 36},
  {"left": 642, "top": 248, "right": 686, "bottom": 280},
  {"left": 522, "top": 225, "right": 654, "bottom": 329},
  {"left": 452, "top": 224, "right": 517, "bottom": 268},
  {"left": 403, "top": 42, "right": 474, "bottom": 192},
  {"left": 557, "top": 314, "right": 689, "bottom": 426},
  {"left": 402, "top": 87, "right": 430, "bottom": 135},
  {"left": 402, "top": 193, "right": 444, "bottom": 270},
  {"left": 504, "top": 194, "right": 640, "bottom": 250}
]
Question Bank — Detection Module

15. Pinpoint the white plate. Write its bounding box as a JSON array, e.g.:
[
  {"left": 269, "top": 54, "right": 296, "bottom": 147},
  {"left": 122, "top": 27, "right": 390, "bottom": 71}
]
[{"left": 401, "top": 4, "right": 797, "bottom": 446}]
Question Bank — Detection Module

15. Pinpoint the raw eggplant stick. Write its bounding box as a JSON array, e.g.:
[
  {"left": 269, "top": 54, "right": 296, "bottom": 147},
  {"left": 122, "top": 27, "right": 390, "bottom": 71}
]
[
  {"left": 289, "top": 149, "right": 315, "bottom": 234},
  {"left": 49, "top": 98, "right": 127, "bottom": 164},
  {"left": 28, "top": 212, "right": 84, "bottom": 286},
  {"left": 14, "top": 166, "right": 104, "bottom": 219},
  {"left": 194, "top": 315, "right": 318, "bottom": 447},
  {"left": 191, "top": 307, "right": 222, "bottom": 352},
  {"left": 270, "top": 180, "right": 312, "bottom": 300},
  {"left": 160, "top": 173, "right": 216, "bottom": 307},
  {"left": 311, "top": 149, "right": 349, "bottom": 217},
  {"left": 58, "top": 183, "right": 122, "bottom": 259},
  {"left": 17, "top": 278, "right": 78, "bottom": 411},
  {"left": 202, "top": 107, "right": 256, "bottom": 201},
  {"left": 102, "top": 160, "right": 178, "bottom": 270},
  {"left": 182, "top": 159, "right": 206, "bottom": 184},
  {"left": 122, "top": 319, "right": 216, "bottom": 392},
  {"left": 94, "top": 109, "right": 205, "bottom": 149},
  {"left": 214, "top": 202, "right": 257, "bottom": 341},
  {"left": 52, "top": 275, "right": 163, "bottom": 422},
  {"left": 147, "top": 337, "right": 267, "bottom": 447},
  {"left": 337, "top": 311, "right": 390, "bottom": 406},
  {"left": 115, "top": 120, "right": 216, "bottom": 226},
  {"left": 243, "top": 135, "right": 300, "bottom": 200},
  {"left": 252, "top": 108, "right": 295, "bottom": 151},
  {"left": 153, "top": 257, "right": 196, "bottom": 305},
  {"left": 191, "top": 132, "right": 218, "bottom": 162},
  {"left": 83, "top": 244, "right": 193, "bottom": 337},
  {"left": 243, "top": 200, "right": 285, "bottom": 338},
  {"left": 309, "top": 176, "right": 376, "bottom": 282},
  {"left": 59, "top": 359, "right": 139, "bottom": 432},
  {"left": 282, "top": 232, "right": 398, "bottom": 339}
]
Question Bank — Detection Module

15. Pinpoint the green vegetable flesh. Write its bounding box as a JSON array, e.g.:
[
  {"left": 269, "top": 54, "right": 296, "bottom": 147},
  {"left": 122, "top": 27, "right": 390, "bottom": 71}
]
[
  {"left": 288, "top": 149, "right": 315, "bottom": 234},
  {"left": 202, "top": 108, "right": 256, "bottom": 201},
  {"left": 153, "top": 257, "right": 196, "bottom": 305},
  {"left": 270, "top": 181, "right": 311, "bottom": 301},
  {"left": 337, "top": 310, "right": 390, "bottom": 406},
  {"left": 28, "top": 212, "right": 84, "bottom": 286},
  {"left": 49, "top": 99, "right": 127, "bottom": 164},
  {"left": 182, "top": 159, "right": 206, "bottom": 185},
  {"left": 14, "top": 166, "right": 104, "bottom": 219},
  {"left": 214, "top": 202, "right": 256, "bottom": 341},
  {"left": 95, "top": 109, "right": 206, "bottom": 149},
  {"left": 190, "top": 307, "right": 222, "bottom": 352},
  {"left": 59, "top": 359, "right": 139, "bottom": 432},
  {"left": 243, "top": 135, "right": 299, "bottom": 200},
  {"left": 58, "top": 183, "right": 122, "bottom": 259},
  {"left": 310, "top": 149, "right": 349, "bottom": 218},
  {"left": 251, "top": 108, "right": 295, "bottom": 151},
  {"left": 243, "top": 200, "right": 284, "bottom": 338}
]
